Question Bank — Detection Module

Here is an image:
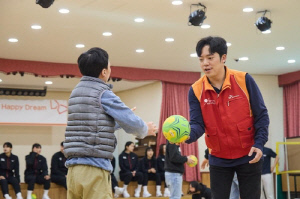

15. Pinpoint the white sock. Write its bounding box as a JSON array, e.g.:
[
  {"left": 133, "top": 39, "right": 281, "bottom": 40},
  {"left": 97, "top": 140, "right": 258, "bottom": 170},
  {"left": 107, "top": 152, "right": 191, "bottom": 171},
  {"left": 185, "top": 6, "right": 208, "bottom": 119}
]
[
  {"left": 165, "top": 187, "right": 169, "bottom": 192},
  {"left": 137, "top": 184, "right": 142, "bottom": 192},
  {"left": 4, "top": 194, "right": 11, "bottom": 199},
  {"left": 143, "top": 186, "right": 148, "bottom": 192},
  {"left": 17, "top": 192, "right": 22, "bottom": 198},
  {"left": 27, "top": 191, "right": 32, "bottom": 198},
  {"left": 123, "top": 184, "right": 128, "bottom": 191},
  {"left": 156, "top": 185, "right": 161, "bottom": 191},
  {"left": 43, "top": 190, "right": 49, "bottom": 196}
]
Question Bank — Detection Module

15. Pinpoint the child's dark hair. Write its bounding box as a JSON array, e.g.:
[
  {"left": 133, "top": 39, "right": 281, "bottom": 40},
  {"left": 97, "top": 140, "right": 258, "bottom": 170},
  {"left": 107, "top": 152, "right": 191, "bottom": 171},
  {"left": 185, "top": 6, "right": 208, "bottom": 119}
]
[
  {"left": 144, "top": 147, "right": 154, "bottom": 158},
  {"left": 77, "top": 47, "right": 109, "bottom": 78},
  {"left": 3, "top": 142, "right": 12, "bottom": 148},
  {"left": 32, "top": 143, "right": 41, "bottom": 151},
  {"left": 196, "top": 36, "right": 227, "bottom": 59},
  {"left": 124, "top": 141, "right": 134, "bottom": 152}
]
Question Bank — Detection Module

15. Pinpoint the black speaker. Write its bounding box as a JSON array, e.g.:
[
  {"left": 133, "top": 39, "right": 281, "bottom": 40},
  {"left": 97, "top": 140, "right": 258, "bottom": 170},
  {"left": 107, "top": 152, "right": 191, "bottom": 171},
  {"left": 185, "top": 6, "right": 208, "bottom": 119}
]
[
  {"left": 189, "top": 9, "right": 207, "bottom": 26},
  {"left": 36, "top": 0, "right": 55, "bottom": 8}
]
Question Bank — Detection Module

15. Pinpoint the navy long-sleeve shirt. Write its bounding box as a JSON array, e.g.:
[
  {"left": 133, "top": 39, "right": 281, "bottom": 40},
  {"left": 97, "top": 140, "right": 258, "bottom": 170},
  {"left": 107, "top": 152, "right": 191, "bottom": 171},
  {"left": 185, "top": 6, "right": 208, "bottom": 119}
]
[{"left": 186, "top": 74, "right": 269, "bottom": 167}]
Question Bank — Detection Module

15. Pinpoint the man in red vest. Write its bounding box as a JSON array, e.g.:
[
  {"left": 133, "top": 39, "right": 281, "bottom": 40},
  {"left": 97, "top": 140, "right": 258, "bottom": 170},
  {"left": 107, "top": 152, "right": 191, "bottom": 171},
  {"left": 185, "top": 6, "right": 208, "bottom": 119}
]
[{"left": 186, "top": 36, "right": 269, "bottom": 199}]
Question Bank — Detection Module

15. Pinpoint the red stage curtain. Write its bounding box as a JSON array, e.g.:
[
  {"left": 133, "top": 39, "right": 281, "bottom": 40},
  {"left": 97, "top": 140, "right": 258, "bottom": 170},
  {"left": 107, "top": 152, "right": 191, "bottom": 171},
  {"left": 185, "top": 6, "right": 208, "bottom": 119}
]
[{"left": 156, "top": 81, "right": 201, "bottom": 181}]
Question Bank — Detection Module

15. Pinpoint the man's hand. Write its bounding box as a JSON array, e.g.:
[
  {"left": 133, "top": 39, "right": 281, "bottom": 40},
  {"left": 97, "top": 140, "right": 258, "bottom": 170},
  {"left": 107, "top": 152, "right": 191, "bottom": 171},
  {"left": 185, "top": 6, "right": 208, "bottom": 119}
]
[
  {"left": 44, "top": 175, "right": 50, "bottom": 180},
  {"left": 248, "top": 147, "right": 262, "bottom": 164},
  {"left": 201, "top": 158, "right": 209, "bottom": 169},
  {"left": 0, "top": 176, "right": 5, "bottom": 180},
  {"left": 151, "top": 168, "right": 156, "bottom": 173},
  {"left": 187, "top": 156, "right": 195, "bottom": 165},
  {"left": 132, "top": 171, "right": 136, "bottom": 176},
  {"left": 131, "top": 107, "right": 137, "bottom": 112},
  {"left": 147, "top": 122, "right": 158, "bottom": 136}
]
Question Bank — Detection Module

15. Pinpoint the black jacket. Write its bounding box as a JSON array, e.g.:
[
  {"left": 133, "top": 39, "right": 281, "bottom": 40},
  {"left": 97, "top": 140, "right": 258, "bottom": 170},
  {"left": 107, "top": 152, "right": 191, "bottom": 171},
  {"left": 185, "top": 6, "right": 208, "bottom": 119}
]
[
  {"left": 24, "top": 152, "right": 48, "bottom": 177},
  {"left": 139, "top": 156, "right": 157, "bottom": 173},
  {"left": 189, "top": 182, "right": 212, "bottom": 199},
  {"left": 156, "top": 154, "right": 165, "bottom": 174},
  {"left": 165, "top": 142, "right": 187, "bottom": 174},
  {"left": 119, "top": 151, "right": 139, "bottom": 174},
  {"left": 111, "top": 156, "right": 116, "bottom": 173},
  {"left": 0, "top": 153, "right": 20, "bottom": 183},
  {"left": 50, "top": 151, "right": 67, "bottom": 176}
]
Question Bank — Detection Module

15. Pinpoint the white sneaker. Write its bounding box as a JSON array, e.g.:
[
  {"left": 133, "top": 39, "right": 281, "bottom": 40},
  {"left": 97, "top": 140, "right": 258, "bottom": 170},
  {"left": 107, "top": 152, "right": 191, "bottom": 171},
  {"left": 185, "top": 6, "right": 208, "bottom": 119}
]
[
  {"left": 17, "top": 196, "right": 23, "bottom": 199},
  {"left": 114, "top": 193, "right": 119, "bottom": 198},
  {"left": 42, "top": 195, "right": 51, "bottom": 199},
  {"left": 123, "top": 190, "right": 130, "bottom": 198},
  {"left": 163, "top": 188, "right": 171, "bottom": 197},
  {"left": 142, "top": 191, "right": 152, "bottom": 198},
  {"left": 156, "top": 190, "right": 163, "bottom": 197},
  {"left": 134, "top": 188, "right": 140, "bottom": 197},
  {"left": 114, "top": 187, "right": 124, "bottom": 195},
  {"left": 4, "top": 195, "right": 12, "bottom": 199}
]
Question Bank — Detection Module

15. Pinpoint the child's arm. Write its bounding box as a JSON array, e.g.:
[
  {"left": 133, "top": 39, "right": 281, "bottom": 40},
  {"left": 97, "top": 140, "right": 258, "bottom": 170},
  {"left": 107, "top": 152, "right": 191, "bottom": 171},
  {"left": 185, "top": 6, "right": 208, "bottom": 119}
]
[
  {"left": 168, "top": 144, "right": 187, "bottom": 164},
  {"left": 101, "top": 90, "right": 155, "bottom": 139}
]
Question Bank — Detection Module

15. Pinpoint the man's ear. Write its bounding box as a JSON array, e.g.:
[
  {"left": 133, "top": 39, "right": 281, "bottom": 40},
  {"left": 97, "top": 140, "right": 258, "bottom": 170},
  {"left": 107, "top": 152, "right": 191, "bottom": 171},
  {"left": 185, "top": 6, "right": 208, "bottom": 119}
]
[{"left": 222, "top": 54, "right": 227, "bottom": 63}]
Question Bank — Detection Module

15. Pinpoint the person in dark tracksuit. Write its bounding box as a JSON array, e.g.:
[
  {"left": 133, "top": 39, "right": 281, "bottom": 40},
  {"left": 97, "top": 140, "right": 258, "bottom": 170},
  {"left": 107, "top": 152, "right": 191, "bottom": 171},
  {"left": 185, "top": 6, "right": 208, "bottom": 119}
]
[
  {"left": 0, "top": 142, "right": 23, "bottom": 199},
  {"left": 188, "top": 181, "right": 212, "bottom": 199},
  {"left": 119, "top": 141, "right": 143, "bottom": 198},
  {"left": 111, "top": 156, "right": 124, "bottom": 198},
  {"left": 50, "top": 142, "right": 67, "bottom": 189},
  {"left": 24, "top": 143, "right": 51, "bottom": 199},
  {"left": 139, "top": 147, "right": 159, "bottom": 197},
  {"left": 156, "top": 144, "right": 170, "bottom": 197}
]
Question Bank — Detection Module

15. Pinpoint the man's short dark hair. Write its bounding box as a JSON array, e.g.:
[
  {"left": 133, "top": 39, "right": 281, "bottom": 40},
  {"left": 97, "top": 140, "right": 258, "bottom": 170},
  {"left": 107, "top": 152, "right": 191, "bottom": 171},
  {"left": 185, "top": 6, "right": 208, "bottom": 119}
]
[
  {"left": 61, "top": 141, "right": 64, "bottom": 147},
  {"left": 32, "top": 143, "right": 41, "bottom": 151},
  {"left": 77, "top": 47, "right": 109, "bottom": 78},
  {"left": 196, "top": 36, "right": 227, "bottom": 59},
  {"left": 3, "top": 142, "right": 12, "bottom": 148}
]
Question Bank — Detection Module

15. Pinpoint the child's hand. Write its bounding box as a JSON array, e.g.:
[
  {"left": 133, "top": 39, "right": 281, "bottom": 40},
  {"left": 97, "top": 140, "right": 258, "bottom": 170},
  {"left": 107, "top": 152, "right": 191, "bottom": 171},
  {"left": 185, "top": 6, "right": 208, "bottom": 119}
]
[
  {"left": 201, "top": 158, "right": 209, "bottom": 169},
  {"left": 187, "top": 156, "right": 195, "bottom": 164},
  {"left": 131, "top": 107, "right": 136, "bottom": 112},
  {"left": 147, "top": 122, "right": 158, "bottom": 136}
]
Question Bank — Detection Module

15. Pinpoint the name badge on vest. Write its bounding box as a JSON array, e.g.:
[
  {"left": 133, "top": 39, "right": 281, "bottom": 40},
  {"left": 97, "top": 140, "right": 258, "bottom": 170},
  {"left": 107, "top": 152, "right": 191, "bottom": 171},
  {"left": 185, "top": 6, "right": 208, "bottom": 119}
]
[
  {"left": 59, "top": 157, "right": 62, "bottom": 161},
  {"left": 12, "top": 160, "right": 15, "bottom": 162},
  {"left": 162, "top": 158, "right": 165, "bottom": 161},
  {"left": 123, "top": 156, "right": 127, "bottom": 159},
  {"left": 132, "top": 157, "right": 135, "bottom": 159},
  {"left": 0, "top": 158, "right": 4, "bottom": 161}
]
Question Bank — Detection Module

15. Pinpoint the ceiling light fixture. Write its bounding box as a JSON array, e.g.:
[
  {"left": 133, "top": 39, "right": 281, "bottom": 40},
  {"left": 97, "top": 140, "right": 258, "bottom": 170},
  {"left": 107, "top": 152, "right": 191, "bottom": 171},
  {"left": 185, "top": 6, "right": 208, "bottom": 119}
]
[
  {"left": 36, "top": 0, "right": 54, "bottom": 8},
  {"left": 172, "top": 1, "right": 183, "bottom": 5},
  {"left": 76, "top": 44, "right": 85, "bottom": 48},
  {"left": 59, "top": 8, "right": 70, "bottom": 14},
  {"left": 165, "top": 38, "right": 174, "bottom": 42},
  {"left": 226, "top": 43, "right": 232, "bottom": 47},
  {"left": 134, "top": 18, "right": 144, "bottom": 23},
  {"left": 288, "top": 60, "right": 296, "bottom": 63},
  {"left": 255, "top": 10, "right": 272, "bottom": 32},
  {"left": 201, "top": 24, "right": 210, "bottom": 29},
  {"left": 238, "top": 57, "right": 249, "bottom": 61},
  {"left": 31, "top": 25, "right": 42, "bottom": 29},
  {"left": 102, "top": 32, "right": 112, "bottom": 36},
  {"left": 188, "top": 3, "right": 207, "bottom": 26},
  {"left": 45, "top": 81, "right": 53, "bottom": 85},
  {"left": 136, "top": 49, "right": 144, "bottom": 53},
  {"left": 276, "top": 46, "right": 285, "bottom": 51},
  {"left": 8, "top": 38, "right": 18, "bottom": 43},
  {"left": 0, "top": 79, "right": 2, "bottom": 82},
  {"left": 243, "top": 8, "right": 253, "bottom": 12},
  {"left": 262, "top": 29, "right": 271, "bottom": 34},
  {"left": 190, "top": 53, "right": 197, "bottom": 57}
]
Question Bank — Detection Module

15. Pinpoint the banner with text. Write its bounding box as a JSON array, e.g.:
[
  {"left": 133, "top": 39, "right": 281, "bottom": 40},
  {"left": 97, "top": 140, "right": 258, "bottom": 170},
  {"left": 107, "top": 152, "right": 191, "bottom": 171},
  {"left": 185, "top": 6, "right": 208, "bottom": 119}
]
[{"left": 0, "top": 99, "right": 68, "bottom": 125}]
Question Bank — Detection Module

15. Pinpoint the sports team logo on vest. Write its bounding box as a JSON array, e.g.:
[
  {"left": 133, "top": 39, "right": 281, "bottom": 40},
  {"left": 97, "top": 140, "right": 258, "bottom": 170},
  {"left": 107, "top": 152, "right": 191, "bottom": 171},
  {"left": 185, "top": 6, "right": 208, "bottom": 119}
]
[
  {"left": 204, "top": 98, "right": 216, "bottom": 105},
  {"left": 228, "top": 95, "right": 240, "bottom": 99}
]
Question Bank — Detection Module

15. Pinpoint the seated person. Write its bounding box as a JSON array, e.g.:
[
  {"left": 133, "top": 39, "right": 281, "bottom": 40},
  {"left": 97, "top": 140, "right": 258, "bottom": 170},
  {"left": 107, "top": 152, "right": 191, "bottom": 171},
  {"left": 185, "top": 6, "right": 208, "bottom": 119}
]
[
  {"left": 188, "top": 181, "right": 212, "bottom": 199},
  {"left": 139, "top": 147, "right": 159, "bottom": 197},
  {"left": 25, "top": 143, "right": 51, "bottom": 199},
  {"left": 50, "top": 142, "right": 67, "bottom": 189},
  {"left": 0, "top": 142, "right": 23, "bottom": 199},
  {"left": 119, "top": 141, "right": 143, "bottom": 198},
  {"left": 156, "top": 143, "right": 170, "bottom": 197},
  {"left": 111, "top": 156, "right": 124, "bottom": 198}
]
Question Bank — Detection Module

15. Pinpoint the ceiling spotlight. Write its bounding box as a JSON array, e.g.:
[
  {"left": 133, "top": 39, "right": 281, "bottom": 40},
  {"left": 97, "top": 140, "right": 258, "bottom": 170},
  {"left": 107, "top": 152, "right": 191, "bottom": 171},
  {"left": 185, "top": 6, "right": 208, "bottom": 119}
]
[
  {"left": 36, "top": 0, "right": 54, "bottom": 8},
  {"left": 0, "top": 79, "right": 2, "bottom": 82},
  {"left": 190, "top": 53, "right": 197, "bottom": 58},
  {"left": 243, "top": 8, "right": 253, "bottom": 12},
  {"left": 262, "top": 29, "right": 271, "bottom": 34},
  {"left": 201, "top": 24, "right": 210, "bottom": 29},
  {"left": 276, "top": 46, "right": 285, "bottom": 51},
  {"left": 134, "top": 18, "right": 144, "bottom": 23},
  {"left": 172, "top": 1, "right": 183, "bottom": 5},
  {"left": 76, "top": 44, "right": 85, "bottom": 48},
  {"left": 188, "top": 3, "right": 207, "bottom": 26},
  {"left": 31, "top": 25, "right": 42, "bottom": 30},
  {"left": 45, "top": 81, "right": 53, "bottom": 85},
  {"left": 288, "top": 60, "right": 296, "bottom": 63},
  {"left": 8, "top": 38, "right": 18, "bottom": 43},
  {"left": 59, "top": 8, "right": 70, "bottom": 14},
  {"left": 102, "top": 32, "right": 112, "bottom": 36},
  {"left": 226, "top": 43, "right": 232, "bottom": 47},
  {"left": 239, "top": 57, "right": 249, "bottom": 61},
  {"left": 136, "top": 49, "right": 144, "bottom": 53},
  {"left": 165, "top": 38, "right": 174, "bottom": 42},
  {"left": 255, "top": 10, "right": 272, "bottom": 32}
]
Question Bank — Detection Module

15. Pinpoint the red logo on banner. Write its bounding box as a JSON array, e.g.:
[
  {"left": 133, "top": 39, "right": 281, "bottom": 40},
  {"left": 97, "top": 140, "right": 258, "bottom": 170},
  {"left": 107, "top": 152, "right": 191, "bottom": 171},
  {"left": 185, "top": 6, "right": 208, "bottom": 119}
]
[{"left": 50, "top": 100, "right": 68, "bottom": 114}]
